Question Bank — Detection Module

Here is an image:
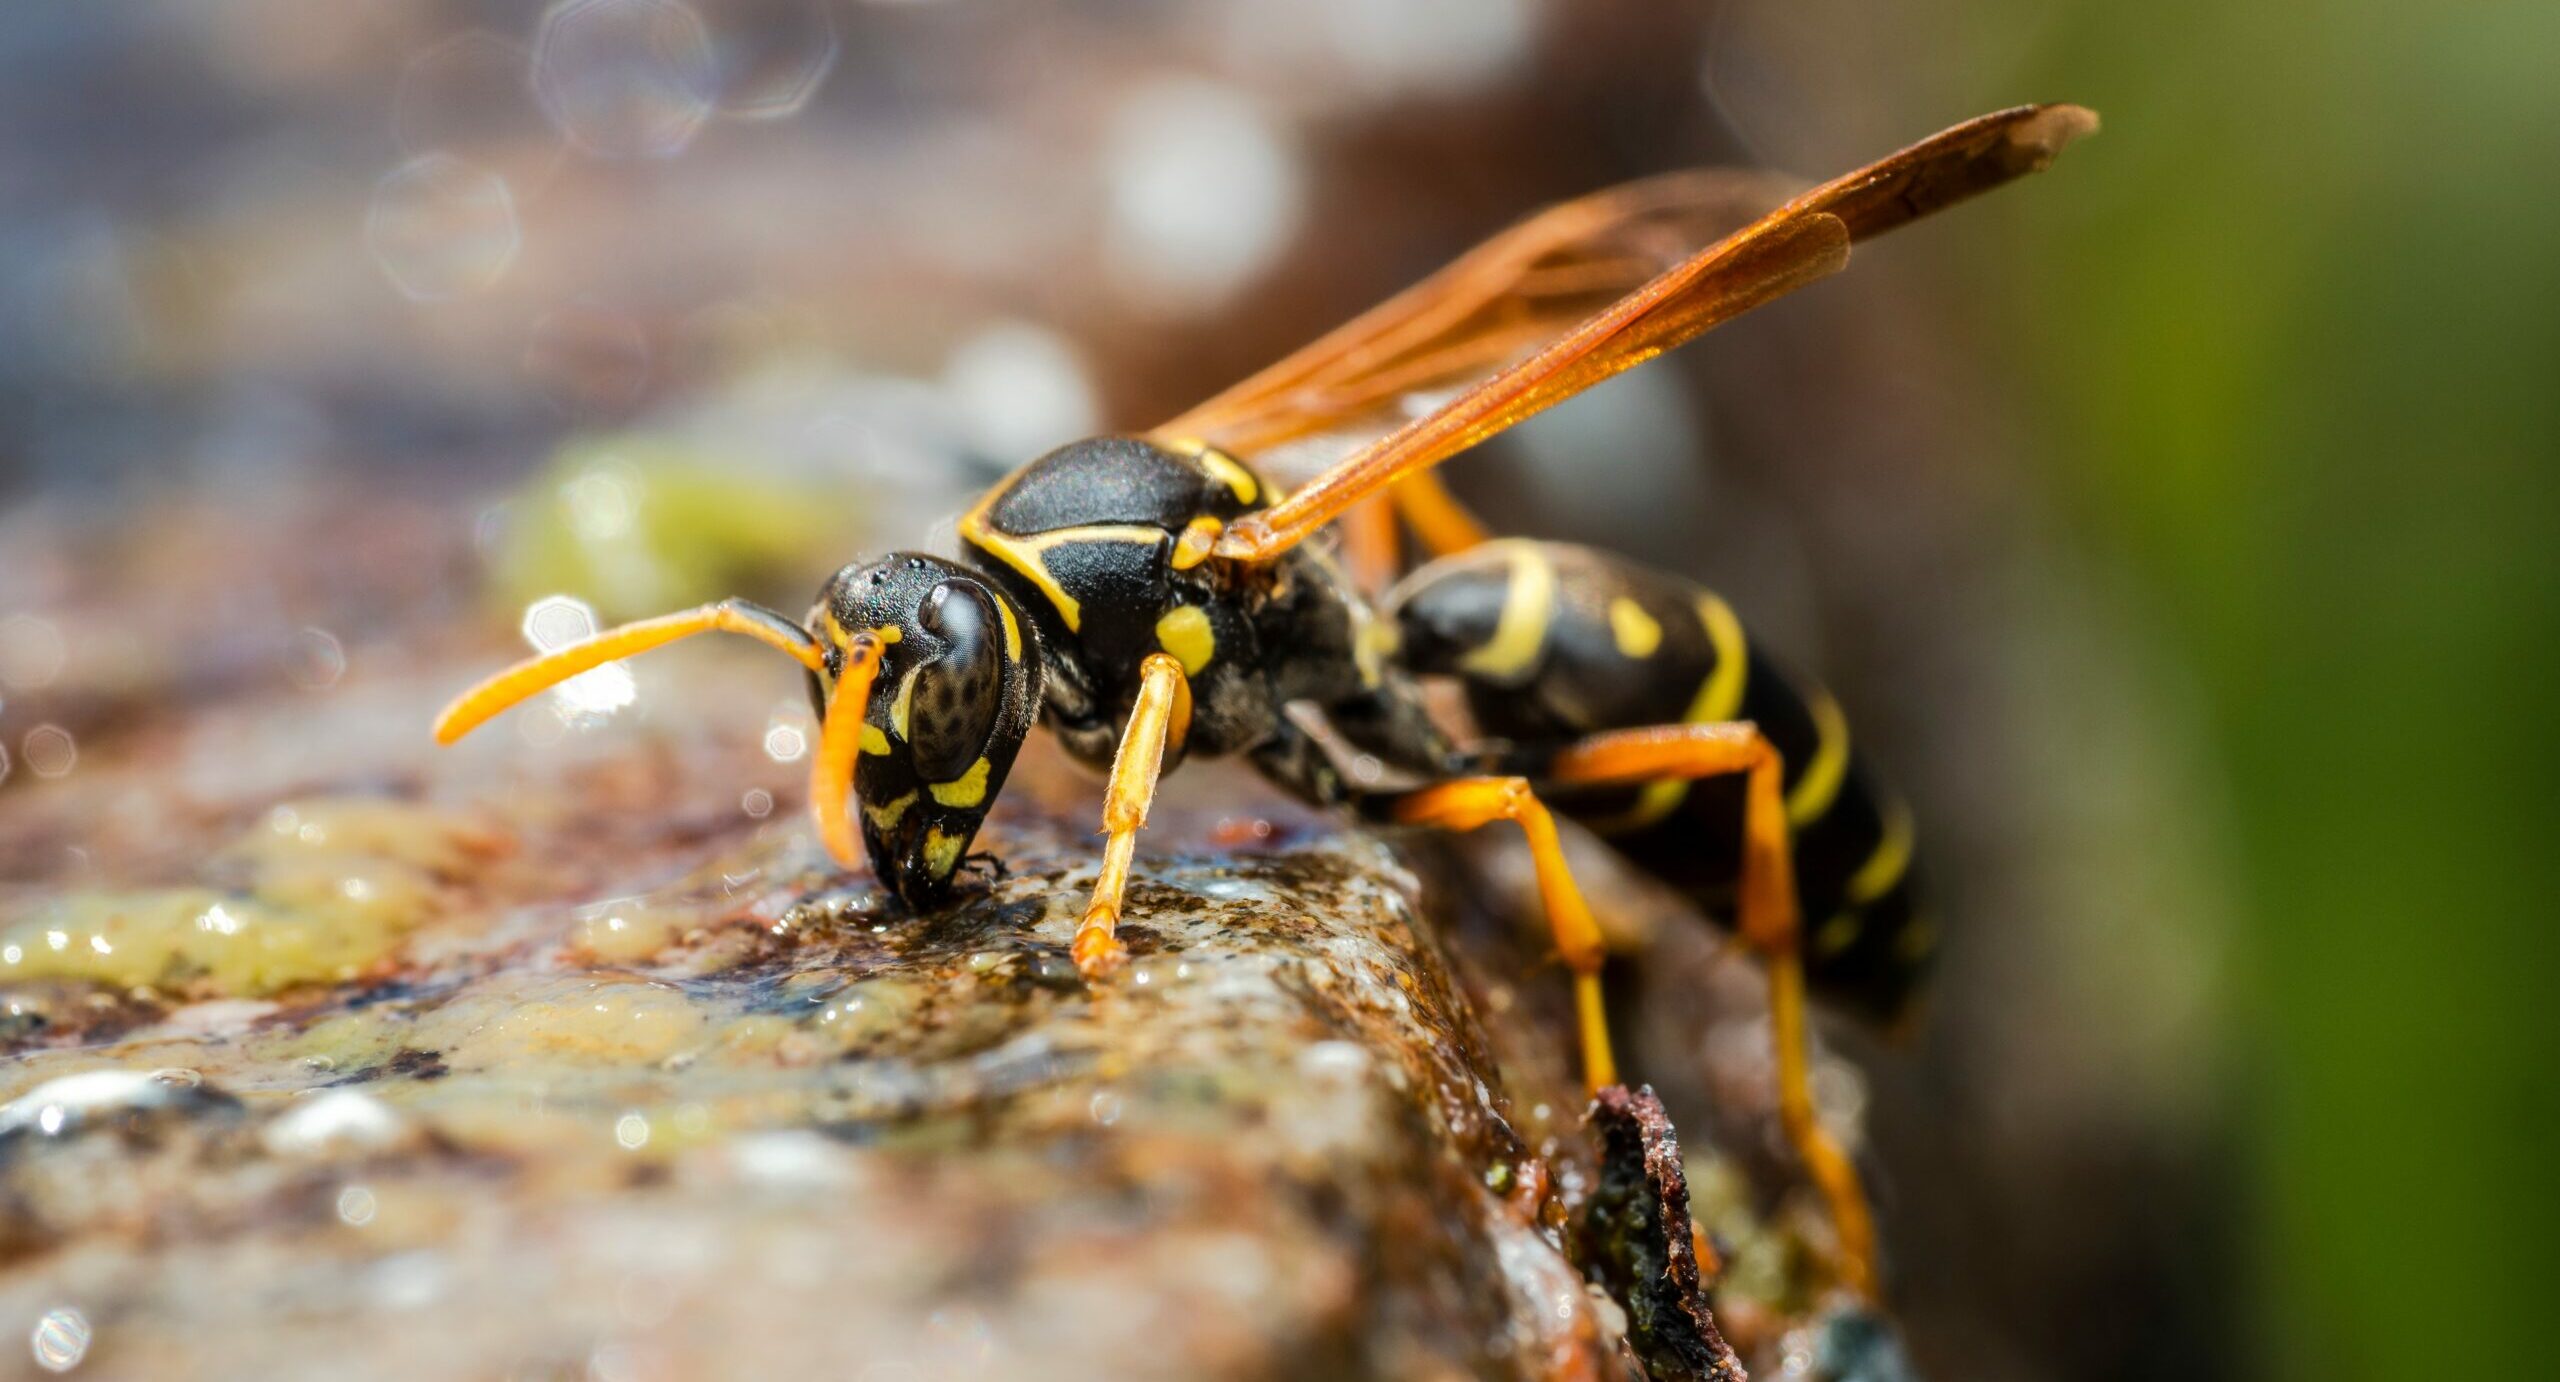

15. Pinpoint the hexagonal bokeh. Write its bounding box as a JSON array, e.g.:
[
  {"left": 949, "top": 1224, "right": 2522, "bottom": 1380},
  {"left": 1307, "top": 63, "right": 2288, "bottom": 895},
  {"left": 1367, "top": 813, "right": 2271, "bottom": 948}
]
[
  {"left": 363, "top": 155, "right": 521, "bottom": 301},
  {"left": 533, "top": 0, "right": 718, "bottom": 160},
  {"left": 695, "top": 0, "right": 839, "bottom": 121}
]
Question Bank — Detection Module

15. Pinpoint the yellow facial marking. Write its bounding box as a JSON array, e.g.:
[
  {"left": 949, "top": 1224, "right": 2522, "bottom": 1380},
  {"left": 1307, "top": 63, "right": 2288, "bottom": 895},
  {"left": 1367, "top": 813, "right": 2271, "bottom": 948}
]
[
  {"left": 875, "top": 624, "right": 901, "bottom": 644},
  {"left": 1154, "top": 605, "right": 1217, "bottom": 676},
  {"left": 929, "top": 757, "right": 993, "bottom": 809},
  {"left": 862, "top": 792, "right": 917, "bottom": 833},
  {"left": 890, "top": 666, "right": 919, "bottom": 740},
  {"left": 1846, "top": 799, "right": 1915, "bottom": 905},
  {"left": 859, "top": 724, "right": 892, "bottom": 757},
  {"left": 923, "top": 827, "right": 967, "bottom": 879},
  {"left": 1458, "top": 542, "right": 1555, "bottom": 681},
  {"left": 1608, "top": 598, "right": 1663, "bottom": 659},
  {"left": 1786, "top": 692, "right": 1851, "bottom": 828},
  {"left": 1815, "top": 911, "right": 1862, "bottom": 957}
]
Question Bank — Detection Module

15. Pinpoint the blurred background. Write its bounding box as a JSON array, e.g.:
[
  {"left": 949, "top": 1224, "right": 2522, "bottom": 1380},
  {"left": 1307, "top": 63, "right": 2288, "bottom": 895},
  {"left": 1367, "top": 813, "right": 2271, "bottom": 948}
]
[{"left": 1, "top": 3, "right": 2550, "bottom": 1379}]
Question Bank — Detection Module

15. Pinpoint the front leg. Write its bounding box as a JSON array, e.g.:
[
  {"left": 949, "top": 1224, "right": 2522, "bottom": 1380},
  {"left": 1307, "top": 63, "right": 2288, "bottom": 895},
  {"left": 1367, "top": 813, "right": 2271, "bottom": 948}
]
[{"left": 1074, "top": 653, "right": 1192, "bottom": 976}]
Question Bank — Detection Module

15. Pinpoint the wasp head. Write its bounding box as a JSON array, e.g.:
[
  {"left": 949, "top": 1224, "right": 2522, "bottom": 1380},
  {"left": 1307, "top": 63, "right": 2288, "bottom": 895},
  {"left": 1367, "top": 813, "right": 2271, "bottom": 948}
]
[{"left": 811, "top": 553, "right": 1043, "bottom": 905}]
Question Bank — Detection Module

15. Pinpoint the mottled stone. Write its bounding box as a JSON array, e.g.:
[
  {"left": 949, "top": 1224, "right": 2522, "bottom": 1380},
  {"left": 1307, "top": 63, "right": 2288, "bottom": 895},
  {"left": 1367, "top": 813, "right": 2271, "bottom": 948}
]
[{"left": 0, "top": 495, "right": 1879, "bottom": 1380}]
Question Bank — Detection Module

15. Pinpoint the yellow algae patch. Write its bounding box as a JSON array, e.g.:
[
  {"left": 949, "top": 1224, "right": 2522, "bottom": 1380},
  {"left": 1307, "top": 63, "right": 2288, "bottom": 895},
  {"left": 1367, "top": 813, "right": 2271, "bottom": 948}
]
[
  {"left": 0, "top": 890, "right": 402, "bottom": 995},
  {"left": 571, "top": 896, "right": 702, "bottom": 965},
  {"left": 0, "top": 796, "right": 505, "bottom": 999},
  {"left": 419, "top": 974, "right": 709, "bottom": 1070},
  {"left": 798, "top": 976, "right": 925, "bottom": 1055},
  {"left": 235, "top": 799, "right": 506, "bottom": 877}
]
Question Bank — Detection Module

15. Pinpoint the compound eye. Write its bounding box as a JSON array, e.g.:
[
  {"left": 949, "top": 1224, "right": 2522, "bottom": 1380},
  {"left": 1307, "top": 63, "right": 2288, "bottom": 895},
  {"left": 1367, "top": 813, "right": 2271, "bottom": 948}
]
[{"left": 905, "top": 581, "right": 1005, "bottom": 782}]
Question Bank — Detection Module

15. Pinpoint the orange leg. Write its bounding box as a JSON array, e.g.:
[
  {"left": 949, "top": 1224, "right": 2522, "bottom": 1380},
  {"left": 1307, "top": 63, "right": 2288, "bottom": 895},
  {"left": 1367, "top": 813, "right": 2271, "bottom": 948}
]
[
  {"left": 1074, "top": 653, "right": 1193, "bottom": 976},
  {"left": 1394, "top": 777, "right": 1618, "bottom": 1091},
  {"left": 1549, "top": 721, "right": 1878, "bottom": 1301},
  {"left": 1388, "top": 469, "right": 1492, "bottom": 558},
  {"left": 1336, "top": 494, "right": 1402, "bottom": 594}
]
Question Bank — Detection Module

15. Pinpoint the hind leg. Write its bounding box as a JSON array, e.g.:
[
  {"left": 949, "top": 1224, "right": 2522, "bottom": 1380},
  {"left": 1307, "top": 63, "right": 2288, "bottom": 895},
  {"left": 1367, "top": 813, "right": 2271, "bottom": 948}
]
[
  {"left": 1390, "top": 776, "right": 1618, "bottom": 1091},
  {"left": 1548, "top": 722, "right": 1878, "bottom": 1302}
]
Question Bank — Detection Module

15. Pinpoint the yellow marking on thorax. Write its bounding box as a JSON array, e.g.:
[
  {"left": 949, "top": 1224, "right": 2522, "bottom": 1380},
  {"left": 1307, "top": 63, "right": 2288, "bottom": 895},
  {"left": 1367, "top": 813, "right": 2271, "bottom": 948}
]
[
  {"left": 1458, "top": 542, "right": 1555, "bottom": 681},
  {"left": 859, "top": 724, "right": 892, "bottom": 756},
  {"left": 1154, "top": 605, "right": 1217, "bottom": 676},
  {"left": 863, "top": 791, "right": 917, "bottom": 833},
  {"left": 958, "top": 503, "right": 1168, "bottom": 632},
  {"left": 1845, "top": 799, "right": 1914, "bottom": 905},
  {"left": 923, "top": 827, "right": 967, "bottom": 879},
  {"left": 1166, "top": 437, "right": 1261, "bottom": 505},
  {"left": 929, "top": 757, "right": 993, "bottom": 808},
  {"left": 1201, "top": 452, "right": 1258, "bottom": 505},
  {"left": 1786, "top": 691, "right": 1851, "bottom": 828},
  {"left": 1608, "top": 597, "right": 1663, "bottom": 658}
]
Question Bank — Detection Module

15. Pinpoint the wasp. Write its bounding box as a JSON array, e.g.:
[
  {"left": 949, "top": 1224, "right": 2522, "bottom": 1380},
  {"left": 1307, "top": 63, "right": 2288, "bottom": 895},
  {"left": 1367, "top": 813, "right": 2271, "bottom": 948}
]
[{"left": 434, "top": 105, "right": 2095, "bottom": 1299}]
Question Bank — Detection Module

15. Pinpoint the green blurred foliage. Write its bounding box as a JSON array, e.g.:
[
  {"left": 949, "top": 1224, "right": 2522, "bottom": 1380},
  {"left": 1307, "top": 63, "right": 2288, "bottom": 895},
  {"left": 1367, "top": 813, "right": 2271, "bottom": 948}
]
[
  {"left": 1992, "top": 1, "right": 2560, "bottom": 1375},
  {"left": 490, "top": 436, "right": 849, "bottom": 623}
]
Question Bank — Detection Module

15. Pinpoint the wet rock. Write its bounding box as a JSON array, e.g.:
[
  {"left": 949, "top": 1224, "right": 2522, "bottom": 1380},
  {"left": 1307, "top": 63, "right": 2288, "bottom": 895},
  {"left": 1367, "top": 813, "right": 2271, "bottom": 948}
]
[{"left": 0, "top": 497, "right": 1868, "bottom": 1379}]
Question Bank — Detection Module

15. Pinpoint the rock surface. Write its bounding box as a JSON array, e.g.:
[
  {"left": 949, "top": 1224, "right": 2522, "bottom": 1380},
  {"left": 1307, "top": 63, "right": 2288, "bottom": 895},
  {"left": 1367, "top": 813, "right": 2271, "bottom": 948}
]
[{"left": 0, "top": 494, "right": 1878, "bottom": 1380}]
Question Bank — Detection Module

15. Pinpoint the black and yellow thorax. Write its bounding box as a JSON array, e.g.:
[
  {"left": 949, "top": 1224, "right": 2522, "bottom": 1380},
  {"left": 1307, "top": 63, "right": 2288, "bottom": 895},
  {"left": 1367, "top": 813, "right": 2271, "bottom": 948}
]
[{"left": 957, "top": 435, "right": 1289, "bottom": 767}]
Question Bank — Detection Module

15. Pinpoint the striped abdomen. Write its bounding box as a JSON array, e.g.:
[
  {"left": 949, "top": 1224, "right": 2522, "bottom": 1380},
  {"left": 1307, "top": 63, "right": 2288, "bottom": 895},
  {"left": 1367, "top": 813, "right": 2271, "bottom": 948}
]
[{"left": 1385, "top": 540, "right": 1930, "bottom": 1023}]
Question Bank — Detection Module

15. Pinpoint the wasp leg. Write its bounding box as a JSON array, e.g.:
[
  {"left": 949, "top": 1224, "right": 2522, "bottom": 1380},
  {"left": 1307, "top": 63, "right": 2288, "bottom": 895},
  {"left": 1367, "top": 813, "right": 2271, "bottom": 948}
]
[
  {"left": 1392, "top": 776, "right": 1618, "bottom": 1092},
  {"left": 1074, "top": 653, "right": 1193, "bottom": 977},
  {"left": 1337, "top": 494, "right": 1402, "bottom": 593},
  {"left": 1548, "top": 721, "right": 1878, "bottom": 1301},
  {"left": 1388, "top": 470, "right": 1491, "bottom": 557},
  {"left": 432, "top": 599, "right": 826, "bottom": 744}
]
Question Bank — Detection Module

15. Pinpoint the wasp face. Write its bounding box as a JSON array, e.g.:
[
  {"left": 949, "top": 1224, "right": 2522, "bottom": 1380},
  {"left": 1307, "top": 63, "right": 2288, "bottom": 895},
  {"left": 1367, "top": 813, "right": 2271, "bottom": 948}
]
[{"left": 811, "top": 553, "right": 1042, "bottom": 905}]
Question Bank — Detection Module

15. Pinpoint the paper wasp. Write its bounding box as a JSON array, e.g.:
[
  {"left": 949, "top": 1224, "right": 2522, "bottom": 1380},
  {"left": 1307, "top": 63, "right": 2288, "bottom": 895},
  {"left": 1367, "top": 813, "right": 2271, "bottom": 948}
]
[{"left": 434, "top": 105, "right": 2095, "bottom": 1299}]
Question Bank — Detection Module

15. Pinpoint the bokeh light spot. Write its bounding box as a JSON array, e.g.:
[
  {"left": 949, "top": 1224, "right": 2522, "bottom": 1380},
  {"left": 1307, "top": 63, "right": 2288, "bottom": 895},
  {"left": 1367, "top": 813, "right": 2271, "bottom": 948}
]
[
  {"left": 365, "top": 155, "right": 521, "bottom": 301},
  {"left": 1102, "top": 78, "right": 1304, "bottom": 312},
  {"left": 284, "top": 627, "right": 346, "bottom": 691},
  {"left": 0, "top": 615, "right": 67, "bottom": 689},
  {"left": 697, "top": 0, "right": 839, "bottom": 120},
  {"left": 29, "top": 1307, "right": 89, "bottom": 1373},
  {"left": 535, "top": 0, "right": 719, "bottom": 160},
  {"left": 522, "top": 596, "right": 638, "bottom": 718},
  {"left": 23, "top": 726, "right": 76, "bottom": 780},
  {"left": 941, "top": 322, "right": 1099, "bottom": 461}
]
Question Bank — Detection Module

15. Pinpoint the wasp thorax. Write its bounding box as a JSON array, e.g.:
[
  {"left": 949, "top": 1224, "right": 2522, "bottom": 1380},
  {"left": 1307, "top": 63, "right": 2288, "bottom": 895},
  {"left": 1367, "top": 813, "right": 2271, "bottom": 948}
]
[{"left": 811, "top": 553, "right": 1043, "bottom": 905}]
